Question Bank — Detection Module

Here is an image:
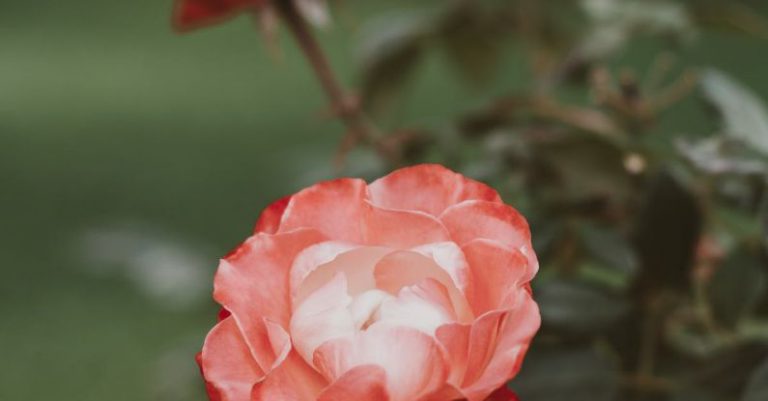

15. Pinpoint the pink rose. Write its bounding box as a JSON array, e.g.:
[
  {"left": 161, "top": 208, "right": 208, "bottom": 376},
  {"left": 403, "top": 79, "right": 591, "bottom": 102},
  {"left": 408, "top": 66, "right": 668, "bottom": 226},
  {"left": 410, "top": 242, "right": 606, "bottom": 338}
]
[{"left": 197, "top": 164, "right": 540, "bottom": 401}]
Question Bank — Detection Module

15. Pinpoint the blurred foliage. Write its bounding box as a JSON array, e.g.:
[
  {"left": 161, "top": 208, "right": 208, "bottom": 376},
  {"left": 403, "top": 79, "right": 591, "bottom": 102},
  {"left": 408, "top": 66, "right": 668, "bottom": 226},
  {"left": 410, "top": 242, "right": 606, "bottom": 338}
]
[
  {"left": 3, "top": 0, "right": 768, "bottom": 400},
  {"left": 338, "top": 0, "right": 768, "bottom": 400}
]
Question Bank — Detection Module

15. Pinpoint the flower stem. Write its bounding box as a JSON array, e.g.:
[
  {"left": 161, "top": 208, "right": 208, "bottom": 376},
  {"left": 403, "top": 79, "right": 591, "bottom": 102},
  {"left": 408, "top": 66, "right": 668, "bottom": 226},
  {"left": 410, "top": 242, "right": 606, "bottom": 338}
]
[{"left": 274, "top": 0, "right": 393, "bottom": 165}]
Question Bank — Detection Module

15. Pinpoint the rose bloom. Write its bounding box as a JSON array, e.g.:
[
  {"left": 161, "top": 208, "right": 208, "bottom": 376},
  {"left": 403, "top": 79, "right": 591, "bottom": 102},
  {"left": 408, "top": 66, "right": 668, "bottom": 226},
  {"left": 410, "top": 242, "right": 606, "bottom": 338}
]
[{"left": 197, "top": 164, "right": 540, "bottom": 401}]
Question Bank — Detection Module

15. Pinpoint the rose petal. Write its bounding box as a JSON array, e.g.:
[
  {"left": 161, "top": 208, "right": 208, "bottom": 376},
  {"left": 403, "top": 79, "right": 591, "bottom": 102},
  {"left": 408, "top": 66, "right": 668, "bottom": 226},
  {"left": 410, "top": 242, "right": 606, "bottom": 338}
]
[
  {"left": 461, "top": 291, "right": 540, "bottom": 401},
  {"left": 440, "top": 200, "right": 537, "bottom": 274},
  {"left": 374, "top": 250, "right": 473, "bottom": 323},
  {"left": 348, "top": 289, "right": 393, "bottom": 330},
  {"left": 254, "top": 195, "right": 291, "bottom": 234},
  {"left": 290, "top": 273, "right": 356, "bottom": 365},
  {"left": 484, "top": 386, "right": 520, "bottom": 401},
  {"left": 313, "top": 325, "right": 449, "bottom": 401},
  {"left": 369, "top": 164, "right": 502, "bottom": 216},
  {"left": 416, "top": 384, "right": 464, "bottom": 401},
  {"left": 251, "top": 350, "right": 327, "bottom": 401},
  {"left": 278, "top": 178, "right": 368, "bottom": 243},
  {"left": 214, "top": 229, "right": 327, "bottom": 371},
  {"left": 199, "top": 317, "right": 264, "bottom": 401},
  {"left": 362, "top": 201, "right": 451, "bottom": 248},
  {"left": 317, "top": 365, "right": 390, "bottom": 401},
  {"left": 462, "top": 311, "right": 508, "bottom": 388},
  {"left": 410, "top": 241, "right": 471, "bottom": 295},
  {"left": 294, "top": 247, "right": 392, "bottom": 306},
  {"left": 196, "top": 353, "right": 221, "bottom": 401},
  {"left": 276, "top": 177, "right": 452, "bottom": 247},
  {"left": 462, "top": 239, "right": 531, "bottom": 315},
  {"left": 435, "top": 323, "right": 470, "bottom": 387},
  {"left": 289, "top": 241, "right": 357, "bottom": 300},
  {"left": 377, "top": 279, "right": 458, "bottom": 335}
]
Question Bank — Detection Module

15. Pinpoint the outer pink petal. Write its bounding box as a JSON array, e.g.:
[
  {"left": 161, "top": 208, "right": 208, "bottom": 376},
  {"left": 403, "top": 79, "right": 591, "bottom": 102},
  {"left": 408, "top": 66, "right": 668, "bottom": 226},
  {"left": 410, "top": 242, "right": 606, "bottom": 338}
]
[
  {"left": 214, "top": 229, "right": 327, "bottom": 371},
  {"left": 461, "top": 291, "right": 540, "bottom": 401},
  {"left": 199, "top": 317, "right": 264, "bottom": 401},
  {"left": 278, "top": 178, "right": 368, "bottom": 243},
  {"left": 440, "top": 200, "right": 538, "bottom": 275},
  {"left": 416, "top": 384, "right": 464, "bottom": 401},
  {"left": 251, "top": 350, "right": 328, "bottom": 401},
  {"left": 462, "top": 239, "right": 531, "bottom": 315},
  {"left": 274, "top": 176, "right": 452, "bottom": 247},
  {"left": 369, "top": 164, "right": 502, "bottom": 217},
  {"left": 436, "top": 323, "right": 471, "bottom": 386},
  {"left": 462, "top": 311, "right": 509, "bottom": 388},
  {"left": 253, "top": 195, "right": 291, "bottom": 234},
  {"left": 362, "top": 201, "right": 451, "bottom": 248},
  {"left": 317, "top": 365, "right": 390, "bottom": 401},
  {"left": 313, "top": 325, "right": 449, "bottom": 401}
]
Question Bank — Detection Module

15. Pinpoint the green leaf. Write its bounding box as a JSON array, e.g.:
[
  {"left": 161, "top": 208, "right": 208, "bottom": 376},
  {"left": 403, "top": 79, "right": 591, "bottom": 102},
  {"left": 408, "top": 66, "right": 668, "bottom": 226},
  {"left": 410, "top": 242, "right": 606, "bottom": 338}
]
[
  {"left": 632, "top": 170, "right": 702, "bottom": 290},
  {"left": 537, "top": 279, "right": 630, "bottom": 333},
  {"left": 579, "top": 0, "right": 694, "bottom": 60},
  {"left": 511, "top": 345, "right": 620, "bottom": 401},
  {"left": 701, "top": 69, "right": 768, "bottom": 156},
  {"left": 761, "top": 196, "right": 768, "bottom": 252},
  {"left": 708, "top": 247, "right": 766, "bottom": 329},
  {"left": 358, "top": 11, "right": 431, "bottom": 113},
  {"left": 580, "top": 223, "right": 639, "bottom": 277},
  {"left": 692, "top": 2, "right": 768, "bottom": 39},
  {"left": 533, "top": 135, "right": 632, "bottom": 205},
  {"left": 713, "top": 206, "right": 763, "bottom": 246},
  {"left": 579, "top": 261, "right": 632, "bottom": 291},
  {"left": 436, "top": 3, "right": 503, "bottom": 84},
  {"left": 675, "top": 342, "right": 768, "bottom": 401},
  {"left": 744, "top": 357, "right": 768, "bottom": 401},
  {"left": 676, "top": 136, "right": 768, "bottom": 176}
]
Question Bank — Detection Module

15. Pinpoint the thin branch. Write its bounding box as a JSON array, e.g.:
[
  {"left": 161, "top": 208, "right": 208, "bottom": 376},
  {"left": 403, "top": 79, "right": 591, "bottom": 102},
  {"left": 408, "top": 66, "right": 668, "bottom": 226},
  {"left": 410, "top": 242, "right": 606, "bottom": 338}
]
[{"left": 274, "top": 0, "right": 395, "bottom": 165}]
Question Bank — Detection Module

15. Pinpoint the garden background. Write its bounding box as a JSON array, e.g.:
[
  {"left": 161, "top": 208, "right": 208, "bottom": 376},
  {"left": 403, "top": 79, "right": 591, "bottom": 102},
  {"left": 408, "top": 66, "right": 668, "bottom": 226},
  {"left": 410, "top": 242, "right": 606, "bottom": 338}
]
[{"left": 2, "top": 1, "right": 768, "bottom": 400}]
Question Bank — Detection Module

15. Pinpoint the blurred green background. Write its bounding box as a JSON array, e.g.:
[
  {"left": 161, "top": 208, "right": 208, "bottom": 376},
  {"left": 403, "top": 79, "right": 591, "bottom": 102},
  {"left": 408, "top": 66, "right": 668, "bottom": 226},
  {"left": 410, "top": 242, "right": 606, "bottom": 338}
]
[{"left": 2, "top": 1, "right": 767, "bottom": 400}]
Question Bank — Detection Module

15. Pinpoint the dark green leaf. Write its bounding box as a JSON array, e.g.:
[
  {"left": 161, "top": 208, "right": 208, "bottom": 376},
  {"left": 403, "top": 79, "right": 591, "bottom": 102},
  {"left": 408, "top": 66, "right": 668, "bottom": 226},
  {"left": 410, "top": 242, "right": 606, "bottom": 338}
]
[
  {"left": 744, "top": 357, "right": 768, "bottom": 401},
  {"left": 537, "top": 279, "right": 630, "bottom": 333},
  {"left": 531, "top": 219, "right": 564, "bottom": 262},
  {"left": 579, "top": 261, "right": 632, "bottom": 291},
  {"left": 532, "top": 135, "right": 632, "bottom": 205},
  {"left": 708, "top": 247, "right": 766, "bottom": 329},
  {"left": 580, "top": 223, "right": 639, "bottom": 276},
  {"left": 701, "top": 69, "right": 768, "bottom": 156},
  {"left": 692, "top": 2, "right": 768, "bottom": 39},
  {"left": 633, "top": 170, "right": 702, "bottom": 291},
  {"left": 511, "top": 345, "right": 620, "bottom": 401},
  {"left": 358, "top": 11, "right": 430, "bottom": 113},
  {"left": 762, "top": 196, "right": 768, "bottom": 253},
  {"left": 675, "top": 342, "right": 768, "bottom": 401},
  {"left": 437, "top": 3, "right": 503, "bottom": 84}
]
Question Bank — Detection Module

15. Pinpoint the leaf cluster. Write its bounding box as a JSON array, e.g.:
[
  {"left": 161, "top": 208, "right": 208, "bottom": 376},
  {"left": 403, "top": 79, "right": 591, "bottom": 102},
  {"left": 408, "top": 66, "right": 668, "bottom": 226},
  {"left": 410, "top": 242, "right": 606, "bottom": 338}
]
[{"left": 345, "top": 1, "right": 768, "bottom": 400}]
